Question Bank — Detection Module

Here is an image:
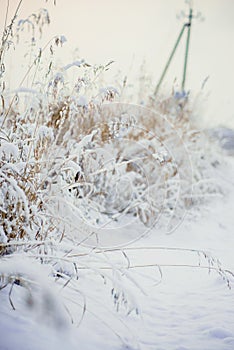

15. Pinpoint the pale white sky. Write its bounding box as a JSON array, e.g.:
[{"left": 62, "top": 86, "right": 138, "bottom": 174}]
[{"left": 1, "top": 0, "right": 234, "bottom": 127}]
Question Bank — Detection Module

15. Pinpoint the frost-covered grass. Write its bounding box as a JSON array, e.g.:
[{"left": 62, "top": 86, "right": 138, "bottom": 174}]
[{"left": 0, "top": 2, "right": 234, "bottom": 350}]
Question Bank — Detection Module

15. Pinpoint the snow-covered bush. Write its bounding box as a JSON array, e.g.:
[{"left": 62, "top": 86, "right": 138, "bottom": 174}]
[{"left": 0, "top": 0, "right": 222, "bottom": 245}]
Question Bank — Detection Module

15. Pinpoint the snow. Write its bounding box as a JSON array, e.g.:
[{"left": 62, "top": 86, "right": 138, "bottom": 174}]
[
  {"left": 1, "top": 150, "right": 234, "bottom": 350},
  {"left": 2, "top": 1, "right": 234, "bottom": 347},
  {"left": 63, "top": 60, "right": 86, "bottom": 71},
  {"left": 206, "top": 328, "right": 233, "bottom": 340},
  {"left": 37, "top": 125, "right": 54, "bottom": 141},
  {"left": 0, "top": 142, "right": 19, "bottom": 161},
  {"left": 13, "top": 87, "right": 38, "bottom": 95},
  {"left": 58, "top": 35, "right": 67, "bottom": 45},
  {"left": 77, "top": 95, "right": 88, "bottom": 107},
  {"left": 208, "top": 127, "right": 234, "bottom": 155},
  {"left": 1, "top": 5, "right": 234, "bottom": 346},
  {"left": 0, "top": 226, "right": 7, "bottom": 243}
]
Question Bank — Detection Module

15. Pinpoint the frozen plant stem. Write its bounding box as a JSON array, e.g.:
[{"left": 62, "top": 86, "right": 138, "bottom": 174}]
[{"left": 0, "top": 0, "right": 23, "bottom": 66}]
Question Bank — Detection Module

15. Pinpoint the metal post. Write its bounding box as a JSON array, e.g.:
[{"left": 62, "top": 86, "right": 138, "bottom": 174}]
[
  {"left": 181, "top": 8, "right": 193, "bottom": 92},
  {"left": 154, "top": 24, "right": 186, "bottom": 97}
]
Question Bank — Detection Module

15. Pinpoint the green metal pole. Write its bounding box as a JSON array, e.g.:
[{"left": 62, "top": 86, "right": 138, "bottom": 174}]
[
  {"left": 154, "top": 24, "right": 186, "bottom": 97},
  {"left": 181, "top": 8, "right": 193, "bottom": 92}
]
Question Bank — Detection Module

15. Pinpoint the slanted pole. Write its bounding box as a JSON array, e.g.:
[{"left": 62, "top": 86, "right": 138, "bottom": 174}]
[
  {"left": 181, "top": 8, "right": 193, "bottom": 92},
  {"left": 154, "top": 24, "right": 186, "bottom": 97}
]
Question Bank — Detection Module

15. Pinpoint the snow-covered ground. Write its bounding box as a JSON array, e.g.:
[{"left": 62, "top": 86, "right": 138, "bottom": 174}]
[{"left": 1, "top": 143, "right": 234, "bottom": 350}]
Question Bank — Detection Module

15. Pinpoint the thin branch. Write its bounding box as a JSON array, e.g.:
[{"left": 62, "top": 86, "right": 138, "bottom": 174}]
[{"left": 4, "top": 0, "right": 10, "bottom": 32}]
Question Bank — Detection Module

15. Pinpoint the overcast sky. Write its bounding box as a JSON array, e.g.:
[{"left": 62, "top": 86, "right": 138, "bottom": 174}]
[{"left": 1, "top": 0, "right": 234, "bottom": 128}]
